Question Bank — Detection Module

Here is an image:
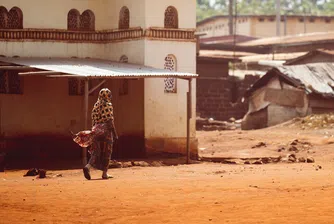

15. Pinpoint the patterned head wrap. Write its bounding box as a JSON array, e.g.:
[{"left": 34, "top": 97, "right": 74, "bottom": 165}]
[
  {"left": 98, "top": 88, "right": 112, "bottom": 102},
  {"left": 91, "top": 88, "right": 114, "bottom": 126}
]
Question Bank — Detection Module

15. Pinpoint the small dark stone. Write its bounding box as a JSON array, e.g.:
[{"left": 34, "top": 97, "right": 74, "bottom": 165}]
[
  {"left": 278, "top": 147, "right": 285, "bottom": 152},
  {"left": 222, "top": 160, "right": 237, "bottom": 165},
  {"left": 39, "top": 170, "right": 46, "bottom": 179},
  {"left": 244, "top": 161, "right": 251, "bottom": 165},
  {"left": 288, "top": 146, "right": 299, "bottom": 152},
  {"left": 307, "top": 157, "right": 315, "bottom": 163},
  {"left": 272, "top": 156, "right": 282, "bottom": 163},
  {"left": 24, "top": 168, "right": 39, "bottom": 177},
  {"left": 298, "top": 157, "right": 306, "bottom": 163},
  {"left": 290, "top": 139, "right": 299, "bottom": 145},
  {"left": 253, "top": 160, "right": 263, "bottom": 165},
  {"left": 252, "top": 142, "right": 266, "bottom": 148},
  {"left": 288, "top": 154, "right": 297, "bottom": 163},
  {"left": 316, "top": 165, "right": 322, "bottom": 170},
  {"left": 261, "top": 157, "right": 271, "bottom": 164}
]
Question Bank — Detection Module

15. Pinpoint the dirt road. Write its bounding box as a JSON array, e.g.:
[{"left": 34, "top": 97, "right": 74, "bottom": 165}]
[{"left": 1, "top": 127, "right": 334, "bottom": 224}]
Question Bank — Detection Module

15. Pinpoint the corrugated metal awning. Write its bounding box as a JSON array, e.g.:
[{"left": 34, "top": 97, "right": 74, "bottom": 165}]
[{"left": 0, "top": 57, "right": 197, "bottom": 79}]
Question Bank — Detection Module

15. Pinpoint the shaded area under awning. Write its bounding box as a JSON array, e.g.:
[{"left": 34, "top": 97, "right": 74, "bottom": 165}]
[{"left": 0, "top": 57, "right": 196, "bottom": 164}]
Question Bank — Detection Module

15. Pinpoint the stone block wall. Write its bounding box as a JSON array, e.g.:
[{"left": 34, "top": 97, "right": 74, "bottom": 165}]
[{"left": 196, "top": 74, "right": 260, "bottom": 121}]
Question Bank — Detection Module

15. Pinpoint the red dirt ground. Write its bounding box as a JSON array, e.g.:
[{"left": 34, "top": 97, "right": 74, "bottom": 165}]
[{"left": 1, "top": 125, "right": 334, "bottom": 224}]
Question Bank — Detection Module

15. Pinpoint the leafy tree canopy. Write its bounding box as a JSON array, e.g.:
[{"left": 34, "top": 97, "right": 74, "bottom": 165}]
[{"left": 197, "top": 0, "right": 334, "bottom": 21}]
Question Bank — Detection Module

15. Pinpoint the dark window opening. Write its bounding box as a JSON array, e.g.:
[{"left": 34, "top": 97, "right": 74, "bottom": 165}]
[
  {"left": 67, "top": 9, "right": 95, "bottom": 31},
  {"left": 164, "top": 6, "right": 178, "bottom": 28},
  {"left": 0, "top": 70, "right": 23, "bottom": 94},
  {"left": 0, "top": 6, "right": 23, "bottom": 29},
  {"left": 119, "top": 6, "right": 130, "bottom": 29},
  {"left": 68, "top": 78, "right": 93, "bottom": 96}
]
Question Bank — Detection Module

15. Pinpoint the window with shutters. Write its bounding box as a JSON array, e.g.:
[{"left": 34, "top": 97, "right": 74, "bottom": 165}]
[
  {"left": 164, "top": 54, "right": 177, "bottom": 93},
  {"left": 0, "top": 6, "right": 23, "bottom": 29},
  {"left": 164, "top": 6, "right": 178, "bottom": 29},
  {"left": 119, "top": 6, "right": 130, "bottom": 29},
  {"left": 67, "top": 9, "right": 95, "bottom": 31}
]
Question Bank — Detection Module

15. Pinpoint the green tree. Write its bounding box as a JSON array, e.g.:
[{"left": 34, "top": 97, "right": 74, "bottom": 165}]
[{"left": 196, "top": 0, "right": 333, "bottom": 21}]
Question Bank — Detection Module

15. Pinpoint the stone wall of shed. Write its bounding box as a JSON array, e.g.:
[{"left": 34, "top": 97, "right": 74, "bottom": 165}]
[{"left": 196, "top": 74, "right": 260, "bottom": 121}]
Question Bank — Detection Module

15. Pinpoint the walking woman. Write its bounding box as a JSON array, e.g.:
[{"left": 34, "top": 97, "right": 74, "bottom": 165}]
[{"left": 82, "top": 88, "right": 118, "bottom": 180}]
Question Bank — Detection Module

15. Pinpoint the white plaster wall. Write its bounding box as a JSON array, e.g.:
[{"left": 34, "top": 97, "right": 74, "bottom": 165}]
[
  {"left": 145, "top": 0, "right": 196, "bottom": 29},
  {"left": 143, "top": 40, "right": 196, "bottom": 138},
  {"left": 1, "top": 0, "right": 195, "bottom": 30},
  {"left": 104, "top": 40, "right": 145, "bottom": 64},
  {"left": 0, "top": 39, "right": 147, "bottom": 63},
  {"left": 197, "top": 20, "right": 215, "bottom": 38},
  {"left": 198, "top": 16, "right": 334, "bottom": 38},
  {"left": 0, "top": 42, "right": 105, "bottom": 59},
  {"left": 104, "top": 0, "right": 146, "bottom": 29},
  {"left": 0, "top": 0, "right": 109, "bottom": 30},
  {"left": 236, "top": 18, "right": 251, "bottom": 36},
  {"left": 213, "top": 18, "right": 229, "bottom": 37}
]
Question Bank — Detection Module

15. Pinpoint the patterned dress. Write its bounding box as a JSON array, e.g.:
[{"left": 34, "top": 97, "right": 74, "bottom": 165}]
[
  {"left": 72, "top": 88, "right": 117, "bottom": 172},
  {"left": 89, "top": 88, "right": 117, "bottom": 171}
]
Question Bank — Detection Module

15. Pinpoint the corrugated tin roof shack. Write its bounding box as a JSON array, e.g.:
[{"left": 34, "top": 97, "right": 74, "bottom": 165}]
[
  {"left": 242, "top": 63, "right": 334, "bottom": 130},
  {"left": 0, "top": 57, "right": 197, "bottom": 166}
]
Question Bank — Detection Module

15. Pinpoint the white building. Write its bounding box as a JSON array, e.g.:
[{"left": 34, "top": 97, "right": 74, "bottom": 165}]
[
  {"left": 0, "top": 0, "right": 197, "bottom": 163},
  {"left": 197, "top": 15, "right": 334, "bottom": 40}
]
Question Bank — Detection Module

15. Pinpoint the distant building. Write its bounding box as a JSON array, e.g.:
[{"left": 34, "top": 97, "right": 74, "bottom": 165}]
[
  {"left": 242, "top": 63, "right": 334, "bottom": 130},
  {"left": 197, "top": 15, "right": 334, "bottom": 39}
]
